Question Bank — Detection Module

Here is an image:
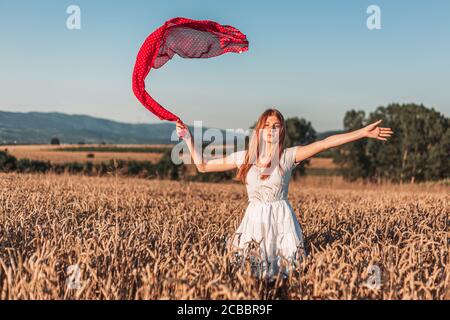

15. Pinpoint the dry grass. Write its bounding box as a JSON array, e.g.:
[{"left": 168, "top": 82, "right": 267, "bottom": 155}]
[
  {"left": 308, "top": 157, "right": 337, "bottom": 169},
  {"left": 0, "top": 173, "right": 448, "bottom": 300},
  {"left": 2, "top": 144, "right": 165, "bottom": 164}
]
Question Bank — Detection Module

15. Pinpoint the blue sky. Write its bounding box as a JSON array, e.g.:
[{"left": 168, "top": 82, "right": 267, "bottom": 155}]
[{"left": 0, "top": 0, "right": 449, "bottom": 131}]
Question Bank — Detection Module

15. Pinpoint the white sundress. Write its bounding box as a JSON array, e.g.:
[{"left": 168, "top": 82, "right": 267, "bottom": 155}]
[{"left": 226, "top": 147, "right": 306, "bottom": 279}]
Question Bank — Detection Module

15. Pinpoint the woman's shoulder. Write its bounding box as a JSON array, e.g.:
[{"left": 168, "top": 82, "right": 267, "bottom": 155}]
[{"left": 281, "top": 146, "right": 299, "bottom": 170}]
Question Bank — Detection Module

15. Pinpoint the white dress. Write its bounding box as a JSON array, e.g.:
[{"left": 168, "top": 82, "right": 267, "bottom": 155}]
[{"left": 227, "top": 147, "right": 306, "bottom": 279}]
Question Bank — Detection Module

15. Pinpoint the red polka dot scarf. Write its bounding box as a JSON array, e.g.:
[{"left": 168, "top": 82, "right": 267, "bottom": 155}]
[{"left": 132, "top": 17, "right": 249, "bottom": 121}]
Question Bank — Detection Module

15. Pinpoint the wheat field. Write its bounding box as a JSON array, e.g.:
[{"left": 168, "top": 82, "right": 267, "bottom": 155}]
[
  {"left": 0, "top": 172, "right": 448, "bottom": 300},
  {"left": 2, "top": 145, "right": 166, "bottom": 164}
]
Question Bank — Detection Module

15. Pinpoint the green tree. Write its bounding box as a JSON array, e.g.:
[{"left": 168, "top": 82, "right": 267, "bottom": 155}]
[
  {"left": 0, "top": 150, "right": 17, "bottom": 172},
  {"left": 155, "top": 149, "right": 185, "bottom": 180},
  {"left": 284, "top": 117, "right": 317, "bottom": 178},
  {"left": 332, "top": 110, "right": 373, "bottom": 181},
  {"left": 334, "top": 103, "right": 449, "bottom": 183},
  {"left": 50, "top": 137, "right": 60, "bottom": 145}
]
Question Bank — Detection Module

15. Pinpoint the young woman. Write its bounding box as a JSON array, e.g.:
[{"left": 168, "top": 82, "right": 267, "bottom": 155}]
[{"left": 176, "top": 109, "right": 393, "bottom": 279}]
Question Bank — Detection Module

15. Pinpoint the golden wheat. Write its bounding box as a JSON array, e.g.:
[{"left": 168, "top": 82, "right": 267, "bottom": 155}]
[{"left": 0, "top": 172, "right": 448, "bottom": 299}]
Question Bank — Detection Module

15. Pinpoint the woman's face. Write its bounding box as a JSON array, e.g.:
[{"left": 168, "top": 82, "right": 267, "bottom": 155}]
[{"left": 261, "top": 115, "right": 282, "bottom": 144}]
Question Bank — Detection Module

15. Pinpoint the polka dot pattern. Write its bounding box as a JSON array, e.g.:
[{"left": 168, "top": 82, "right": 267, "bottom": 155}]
[{"left": 132, "top": 17, "right": 249, "bottom": 122}]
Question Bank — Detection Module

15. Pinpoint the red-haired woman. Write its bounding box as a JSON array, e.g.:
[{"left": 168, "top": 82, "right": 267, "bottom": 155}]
[{"left": 176, "top": 109, "right": 393, "bottom": 279}]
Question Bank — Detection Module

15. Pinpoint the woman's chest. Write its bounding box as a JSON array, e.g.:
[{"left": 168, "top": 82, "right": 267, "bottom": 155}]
[{"left": 246, "top": 166, "right": 289, "bottom": 186}]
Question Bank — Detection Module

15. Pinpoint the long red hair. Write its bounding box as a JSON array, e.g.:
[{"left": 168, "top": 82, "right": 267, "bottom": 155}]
[{"left": 236, "top": 109, "right": 286, "bottom": 183}]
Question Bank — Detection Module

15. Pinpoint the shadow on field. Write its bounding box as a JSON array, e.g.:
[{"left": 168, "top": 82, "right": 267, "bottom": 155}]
[{"left": 303, "top": 221, "right": 351, "bottom": 255}]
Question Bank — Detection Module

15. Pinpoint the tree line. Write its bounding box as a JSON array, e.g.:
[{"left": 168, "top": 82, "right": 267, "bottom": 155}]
[
  {"left": 1, "top": 103, "right": 448, "bottom": 183},
  {"left": 333, "top": 103, "right": 449, "bottom": 183}
]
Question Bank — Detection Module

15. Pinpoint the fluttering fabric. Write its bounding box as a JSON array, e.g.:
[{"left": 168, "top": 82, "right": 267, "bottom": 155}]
[{"left": 132, "top": 17, "right": 249, "bottom": 121}]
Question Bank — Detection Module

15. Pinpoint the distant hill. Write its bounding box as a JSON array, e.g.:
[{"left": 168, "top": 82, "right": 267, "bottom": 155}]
[
  {"left": 0, "top": 110, "right": 341, "bottom": 145},
  {"left": 0, "top": 111, "right": 180, "bottom": 144}
]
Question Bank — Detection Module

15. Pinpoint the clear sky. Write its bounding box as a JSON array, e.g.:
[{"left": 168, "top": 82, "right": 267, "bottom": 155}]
[{"left": 0, "top": 0, "right": 449, "bottom": 132}]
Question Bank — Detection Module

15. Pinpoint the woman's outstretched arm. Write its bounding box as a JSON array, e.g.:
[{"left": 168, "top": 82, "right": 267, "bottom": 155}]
[
  {"left": 176, "top": 120, "right": 239, "bottom": 173},
  {"left": 293, "top": 119, "right": 394, "bottom": 163}
]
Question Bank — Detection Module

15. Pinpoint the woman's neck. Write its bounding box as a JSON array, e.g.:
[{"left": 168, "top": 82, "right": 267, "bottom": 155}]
[{"left": 257, "top": 142, "right": 275, "bottom": 165}]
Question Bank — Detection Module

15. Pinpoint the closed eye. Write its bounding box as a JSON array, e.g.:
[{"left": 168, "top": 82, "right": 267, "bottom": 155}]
[{"left": 264, "top": 123, "right": 281, "bottom": 129}]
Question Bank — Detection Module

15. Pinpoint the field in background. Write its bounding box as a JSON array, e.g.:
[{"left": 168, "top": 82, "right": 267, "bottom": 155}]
[
  {"left": 1, "top": 144, "right": 169, "bottom": 164},
  {"left": 0, "top": 173, "right": 448, "bottom": 299},
  {"left": 1, "top": 144, "right": 339, "bottom": 174}
]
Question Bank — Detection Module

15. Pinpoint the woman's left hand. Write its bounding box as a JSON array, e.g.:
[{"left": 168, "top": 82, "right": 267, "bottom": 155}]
[{"left": 363, "top": 120, "right": 394, "bottom": 141}]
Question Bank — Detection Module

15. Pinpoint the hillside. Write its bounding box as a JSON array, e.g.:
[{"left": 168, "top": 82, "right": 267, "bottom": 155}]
[{"left": 0, "top": 110, "right": 340, "bottom": 145}]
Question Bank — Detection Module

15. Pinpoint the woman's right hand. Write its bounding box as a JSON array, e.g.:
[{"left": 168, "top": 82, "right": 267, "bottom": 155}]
[{"left": 176, "top": 120, "right": 191, "bottom": 140}]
